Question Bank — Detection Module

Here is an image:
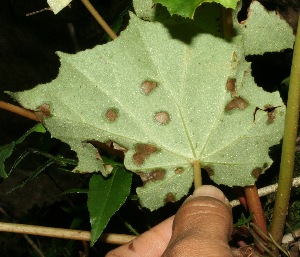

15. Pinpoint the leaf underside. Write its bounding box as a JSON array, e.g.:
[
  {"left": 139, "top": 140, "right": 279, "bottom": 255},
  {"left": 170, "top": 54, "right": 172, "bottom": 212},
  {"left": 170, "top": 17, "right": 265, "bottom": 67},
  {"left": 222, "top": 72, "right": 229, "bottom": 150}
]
[{"left": 11, "top": 2, "right": 293, "bottom": 210}]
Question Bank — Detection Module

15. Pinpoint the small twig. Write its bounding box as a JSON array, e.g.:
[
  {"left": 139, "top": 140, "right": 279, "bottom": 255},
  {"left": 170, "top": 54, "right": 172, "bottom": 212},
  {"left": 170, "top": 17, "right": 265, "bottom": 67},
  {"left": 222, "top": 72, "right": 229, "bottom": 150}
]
[
  {"left": 81, "top": 240, "right": 89, "bottom": 257},
  {"left": 0, "top": 101, "right": 40, "bottom": 122},
  {"left": 23, "top": 234, "right": 46, "bottom": 257},
  {"left": 26, "top": 7, "right": 52, "bottom": 16},
  {"left": 80, "top": 0, "right": 117, "bottom": 40},
  {"left": 230, "top": 176, "right": 300, "bottom": 207},
  {"left": 0, "top": 222, "right": 136, "bottom": 245}
]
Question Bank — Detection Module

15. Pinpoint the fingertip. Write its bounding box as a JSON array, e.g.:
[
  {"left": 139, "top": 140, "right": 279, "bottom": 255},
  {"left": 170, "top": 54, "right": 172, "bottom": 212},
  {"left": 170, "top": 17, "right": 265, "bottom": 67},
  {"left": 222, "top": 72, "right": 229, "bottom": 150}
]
[{"left": 192, "top": 185, "right": 230, "bottom": 206}]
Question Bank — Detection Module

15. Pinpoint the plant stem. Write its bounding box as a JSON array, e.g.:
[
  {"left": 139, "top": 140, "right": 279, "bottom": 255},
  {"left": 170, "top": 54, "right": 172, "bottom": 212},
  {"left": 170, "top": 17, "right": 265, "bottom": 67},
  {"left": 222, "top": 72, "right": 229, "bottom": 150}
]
[
  {"left": 81, "top": 0, "right": 117, "bottom": 40},
  {"left": 193, "top": 160, "right": 201, "bottom": 189},
  {"left": 0, "top": 101, "right": 40, "bottom": 122},
  {"left": 270, "top": 16, "right": 300, "bottom": 244},
  {"left": 221, "top": 8, "right": 233, "bottom": 40},
  {"left": 0, "top": 222, "right": 136, "bottom": 245},
  {"left": 244, "top": 184, "right": 267, "bottom": 252},
  {"left": 230, "top": 176, "right": 300, "bottom": 207}
]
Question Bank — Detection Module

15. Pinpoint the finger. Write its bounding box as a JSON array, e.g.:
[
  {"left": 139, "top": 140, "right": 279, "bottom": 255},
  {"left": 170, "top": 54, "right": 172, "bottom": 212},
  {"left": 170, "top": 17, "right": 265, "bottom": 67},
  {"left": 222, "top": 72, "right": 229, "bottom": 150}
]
[
  {"left": 162, "top": 185, "right": 233, "bottom": 257},
  {"left": 105, "top": 216, "right": 174, "bottom": 257}
]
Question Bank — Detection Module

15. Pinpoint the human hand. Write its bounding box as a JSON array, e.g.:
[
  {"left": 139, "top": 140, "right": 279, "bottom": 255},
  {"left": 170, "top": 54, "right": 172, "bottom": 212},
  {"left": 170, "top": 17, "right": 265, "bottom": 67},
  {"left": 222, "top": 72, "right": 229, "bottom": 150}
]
[{"left": 106, "top": 185, "right": 233, "bottom": 257}]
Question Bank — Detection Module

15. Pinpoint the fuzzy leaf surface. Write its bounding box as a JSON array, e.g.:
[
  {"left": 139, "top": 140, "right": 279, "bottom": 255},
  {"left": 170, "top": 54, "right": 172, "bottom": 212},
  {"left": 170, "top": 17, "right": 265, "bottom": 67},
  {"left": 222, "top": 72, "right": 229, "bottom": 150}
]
[
  {"left": 47, "top": 0, "right": 71, "bottom": 14},
  {"left": 88, "top": 168, "right": 132, "bottom": 245},
  {"left": 11, "top": 3, "right": 293, "bottom": 210},
  {"left": 233, "top": 1, "right": 294, "bottom": 55},
  {"left": 153, "top": 0, "right": 238, "bottom": 18}
]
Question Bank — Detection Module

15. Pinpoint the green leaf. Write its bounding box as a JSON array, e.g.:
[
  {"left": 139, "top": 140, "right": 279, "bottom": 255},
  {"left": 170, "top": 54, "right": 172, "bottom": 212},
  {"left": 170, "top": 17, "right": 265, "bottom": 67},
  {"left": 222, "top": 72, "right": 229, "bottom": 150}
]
[
  {"left": 0, "top": 142, "right": 15, "bottom": 178},
  {"left": 88, "top": 167, "right": 132, "bottom": 245},
  {"left": 0, "top": 124, "right": 46, "bottom": 178},
  {"left": 10, "top": 4, "right": 294, "bottom": 210},
  {"left": 134, "top": 0, "right": 223, "bottom": 38},
  {"left": 153, "top": 0, "right": 238, "bottom": 18},
  {"left": 234, "top": 213, "right": 253, "bottom": 227}
]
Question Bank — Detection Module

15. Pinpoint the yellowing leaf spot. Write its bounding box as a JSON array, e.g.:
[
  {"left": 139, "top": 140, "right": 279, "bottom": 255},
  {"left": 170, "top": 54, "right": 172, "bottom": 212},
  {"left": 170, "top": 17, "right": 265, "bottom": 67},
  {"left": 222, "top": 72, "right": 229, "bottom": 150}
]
[
  {"left": 133, "top": 144, "right": 157, "bottom": 165},
  {"left": 175, "top": 167, "right": 183, "bottom": 174},
  {"left": 155, "top": 111, "right": 170, "bottom": 125},
  {"left": 105, "top": 108, "right": 118, "bottom": 122},
  {"left": 141, "top": 80, "right": 157, "bottom": 95}
]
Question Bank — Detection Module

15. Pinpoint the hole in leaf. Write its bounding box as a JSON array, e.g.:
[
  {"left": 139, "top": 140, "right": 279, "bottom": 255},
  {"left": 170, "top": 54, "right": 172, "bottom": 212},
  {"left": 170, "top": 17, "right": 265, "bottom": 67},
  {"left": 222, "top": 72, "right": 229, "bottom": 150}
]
[
  {"left": 253, "top": 105, "right": 280, "bottom": 124},
  {"left": 140, "top": 80, "right": 157, "bottom": 95},
  {"left": 133, "top": 144, "right": 157, "bottom": 165},
  {"left": 165, "top": 192, "right": 175, "bottom": 203},
  {"left": 137, "top": 168, "right": 166, "bottom": 184},
  {"left": 264, "top": 105, "right": 277, "bottom": 124},
  {"left": 154, "top": 111, "right": 170, "bottom": 125},
  {"left": 225, "top": 97, "right": 248, "bottom": 111},
  {"left": 105, "top": 108, "right": 118, "bottom": 122}
]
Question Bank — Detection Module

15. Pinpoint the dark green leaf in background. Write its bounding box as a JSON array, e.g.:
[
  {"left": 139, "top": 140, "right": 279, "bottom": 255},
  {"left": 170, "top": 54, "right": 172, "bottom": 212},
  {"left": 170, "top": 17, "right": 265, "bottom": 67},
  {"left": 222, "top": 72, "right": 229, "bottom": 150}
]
[
  {"left": 88, "top": 167, "right": 132, "bottom": 245},
  {"left": 0, "top": 124, "right": 46, "bottom": 178}
]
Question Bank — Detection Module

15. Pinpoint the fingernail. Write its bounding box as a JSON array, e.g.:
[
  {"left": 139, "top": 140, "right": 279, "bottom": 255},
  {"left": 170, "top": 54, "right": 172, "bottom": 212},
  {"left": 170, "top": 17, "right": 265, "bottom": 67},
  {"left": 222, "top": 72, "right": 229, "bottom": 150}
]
[{"left": 192, "top": 185, "right": 229, "bottom": 205}]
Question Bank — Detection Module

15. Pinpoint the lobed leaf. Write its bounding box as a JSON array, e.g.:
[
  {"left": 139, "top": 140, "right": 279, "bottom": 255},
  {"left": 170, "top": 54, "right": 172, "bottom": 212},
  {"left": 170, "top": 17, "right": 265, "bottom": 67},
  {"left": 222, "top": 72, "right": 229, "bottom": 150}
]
[{"left": 10, "top": 3, "right": 294, "bottom": 210}]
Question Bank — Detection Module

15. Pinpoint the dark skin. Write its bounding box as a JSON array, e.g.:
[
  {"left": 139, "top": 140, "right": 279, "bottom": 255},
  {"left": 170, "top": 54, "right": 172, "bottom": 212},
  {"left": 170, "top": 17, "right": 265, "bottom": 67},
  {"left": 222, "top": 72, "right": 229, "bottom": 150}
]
[{"left": 106, "top": 186, "right": 233, "bottom": 257}]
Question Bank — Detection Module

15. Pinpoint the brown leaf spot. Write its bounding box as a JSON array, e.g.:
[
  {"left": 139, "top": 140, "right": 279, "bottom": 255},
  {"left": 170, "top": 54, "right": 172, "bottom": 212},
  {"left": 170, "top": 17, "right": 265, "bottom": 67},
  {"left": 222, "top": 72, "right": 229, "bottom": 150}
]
[
  {"left": 133, "top": 144, "right": 157, "bottom": 165},
  {"left": 252, "top": 168, "right": 262, "bottom": 179},
  {"left": 137, "top": 169, "right": 166, "bottom": 185},
  {"left": 35, "top": 104, "right": 51, "bottom": 121},
  {"left": 264, "top": 105, "right": 277, "bottom": 124},
  {"left": 154, "top": 111, "right": 170, "bottom": 125},
  {"left": 203, "top": 166, "right": 214, "bottom": 176},
  {"left": 105, "top": 108, "right": 118, "bottom": 122},
  {"left": 263, "top": 163, "right": 268, "bottom": 169},
  {"left": 175, "top": 167, "right": 183, "bottom": 174},
  {"left": 165, "top": 193, "right": 175, "bottom": 203},
  {"left": 140, "top": 81, "right": 157, "bottom": 95},
  {"left": 226, "top": 78, "right": 236, "bottom": 97},
  {"left": 225, "top": 96, "right": 248, "bottom": 111},
  {"left": 37, "top": 104, "right": 51, "bottom": 116}
]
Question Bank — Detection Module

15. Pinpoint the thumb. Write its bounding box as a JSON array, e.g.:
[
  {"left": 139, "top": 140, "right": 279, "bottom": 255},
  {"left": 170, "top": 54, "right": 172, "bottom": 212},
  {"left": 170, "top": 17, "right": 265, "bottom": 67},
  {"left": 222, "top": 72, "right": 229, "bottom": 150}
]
[{"left": 162, "top": 185, "right": 233, "bottom": 257}]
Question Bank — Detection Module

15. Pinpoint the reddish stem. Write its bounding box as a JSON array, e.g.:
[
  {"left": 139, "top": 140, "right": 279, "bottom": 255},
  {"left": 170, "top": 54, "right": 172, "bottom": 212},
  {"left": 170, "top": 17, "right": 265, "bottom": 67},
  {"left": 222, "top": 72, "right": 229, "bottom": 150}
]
[
  {"left": 244, "top": 184, "right": 268, "bottom": 252},
  {"left": 0, "top": 101, "right": 40, "bottom": 122}
]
